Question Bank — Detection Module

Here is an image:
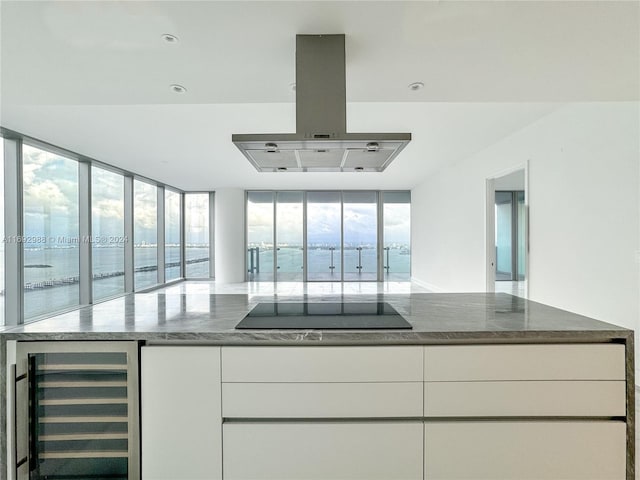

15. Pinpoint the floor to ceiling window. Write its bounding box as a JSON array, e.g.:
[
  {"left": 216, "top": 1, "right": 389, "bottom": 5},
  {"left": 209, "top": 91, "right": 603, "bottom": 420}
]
[
  {"left": 185, "top": 193, "right": 210, "bottom": 278},
  {"left": 382, "top": 192, "right": 411, "bottom": 281},
  {"left": 343, "top": 192, "right": 378, "bottom": 281},
  {"left": 165, "top": 189, "right": 182, "bottom": 282},
  {"left": 247, "top": 192, "right": 275, "bottom": 281},
  {"left": 134, "top": 180, "right": 158, "bottom": 290},
  {"left": 247, "top": 191, "right": 411, "bottom": 282},
  {"left": 2, "top": 129, "right": 214, "bottom": 324},
  {"left": 23, "top": 144, "right": 80, "bottom": 318},
  {"left": 92, "top": 166, "right": 125, "bottom": 300},
  {"left": 306, "top": 192, "right": 342, "bottom": 281},
  {"left": 276, "top": 192, "right": 304, "bottom": 281}
]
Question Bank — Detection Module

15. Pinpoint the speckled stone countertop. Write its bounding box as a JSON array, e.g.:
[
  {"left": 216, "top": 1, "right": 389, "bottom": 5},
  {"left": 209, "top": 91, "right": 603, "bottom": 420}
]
[{"left": 0, "top": 293, "right": 631, "bottom": 343}]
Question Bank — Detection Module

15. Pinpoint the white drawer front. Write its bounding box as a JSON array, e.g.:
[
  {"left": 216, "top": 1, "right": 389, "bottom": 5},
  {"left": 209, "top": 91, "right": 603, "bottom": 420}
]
[
  {"left": 424, "top": 421, "right": 626, "bottom": 479},
  {"left": 223, "top": 382, "right": 423, "bottom": 418},
  {"left": 222, "top": 346, "right": 423, "bottom": 382},
  {"left": 224, "top": 422, "right": 423, "bottom": 480},
  {"left": 424, "top": 380, "right": 626, "bottom": 417},
  {"left": 424, "top": 344, "right": 625, "bottom": 381}
]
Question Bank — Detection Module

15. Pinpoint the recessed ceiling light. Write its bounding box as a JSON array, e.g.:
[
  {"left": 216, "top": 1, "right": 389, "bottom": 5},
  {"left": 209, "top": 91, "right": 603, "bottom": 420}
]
[
  {"left": 170, "top": 84, "right": 187, "bottom": 94},
  {"left": 161, "top": 34, "right": 179, "bottom": 44},
  {"left": 290, "top": 83, "right": 296, "bottom": 92},
  {"left": 408, "top": 82, "right": 424, "bottom": 91}
]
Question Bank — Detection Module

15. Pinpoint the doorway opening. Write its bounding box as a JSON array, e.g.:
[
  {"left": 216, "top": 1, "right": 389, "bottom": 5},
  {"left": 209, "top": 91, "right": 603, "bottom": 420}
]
[{"left": 486, "top": 168, "right": 528, "bottom": 297}]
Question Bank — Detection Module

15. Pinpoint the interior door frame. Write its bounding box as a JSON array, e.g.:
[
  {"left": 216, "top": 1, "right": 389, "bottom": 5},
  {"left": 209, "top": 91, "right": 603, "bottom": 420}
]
[{"left": 485, "top": 162, "right": 529, "bottom": 296}]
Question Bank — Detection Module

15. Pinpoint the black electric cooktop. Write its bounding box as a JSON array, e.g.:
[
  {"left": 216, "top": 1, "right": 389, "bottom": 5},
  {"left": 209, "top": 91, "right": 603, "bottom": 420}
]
[{"left": 235, "top": 302, "right": 413, "bottom": 330}]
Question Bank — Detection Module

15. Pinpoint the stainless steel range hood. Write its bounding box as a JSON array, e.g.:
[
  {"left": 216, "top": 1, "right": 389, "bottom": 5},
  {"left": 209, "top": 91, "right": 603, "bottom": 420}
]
[{"left": 232, "top": 34, "right": 411, "bottom": 172}]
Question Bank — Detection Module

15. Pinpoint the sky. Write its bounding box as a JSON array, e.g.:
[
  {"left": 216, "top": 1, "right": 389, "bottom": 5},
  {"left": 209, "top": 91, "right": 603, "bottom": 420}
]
[
  {"left": 247, "top": 196, "right": 410, "bottom": 247},
  {"left": 22, "top": 145, "right": 170, "bottom": 246},
  {"left": 185, "top": 193, "right": 209, "bottom": 246},
  {"left": 23, "top": 144, "right": 80, "bottom": 244},
  {"left": 92, "top": 166, "right": 124, "bottom": 243}
]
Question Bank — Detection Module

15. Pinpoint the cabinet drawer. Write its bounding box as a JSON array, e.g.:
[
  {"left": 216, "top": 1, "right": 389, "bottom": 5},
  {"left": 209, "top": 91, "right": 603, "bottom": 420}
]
[
  {"left": 424, "top": 380, "right": 626, "bottom": 417},
  {"left": 224, "top": 422, "right": 423, "bottom": 479},
  {"left": 424, "top": 344, "right": 625, "bottom": 381},
  {"left": 223, "top": 382, "right": 423, "bottom": 418},
  {"left": 424, "top": 421, "right": 626, "bottom": 479},
  {"left": 222, "top": 346, "right": 423, "bottom": 382}
]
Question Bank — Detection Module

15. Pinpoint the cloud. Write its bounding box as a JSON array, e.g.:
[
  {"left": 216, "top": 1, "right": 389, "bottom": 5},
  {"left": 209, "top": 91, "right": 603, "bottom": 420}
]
[
  {"left": 92, "top": 199, "right": 124, "bottom": 220},
  {"left": 23, "top": 145, "right": 79, "bottom": 217},
  {"left": 185, "top": 194, "right": 210, "bottom": 244},
  {"left": 134, "top": 181, "right": 158, "bottom": 235}
]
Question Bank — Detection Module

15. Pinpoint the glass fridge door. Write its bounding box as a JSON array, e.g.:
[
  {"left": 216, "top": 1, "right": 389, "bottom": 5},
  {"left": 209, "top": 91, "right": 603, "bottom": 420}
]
[{"left": 16, "top": 342, "right": 138, "bottom": 480}]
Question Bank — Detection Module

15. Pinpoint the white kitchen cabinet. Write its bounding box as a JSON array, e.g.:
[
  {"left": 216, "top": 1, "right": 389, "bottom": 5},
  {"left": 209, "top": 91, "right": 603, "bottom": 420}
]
[
  {"left": 221, "top": 346, "right": 424, "bottom": 479},
  {"left": 424, "top": 421, "right": 626, "bottom": 480},
  {"left": 422, "top": 344, "right": 628, "bottom": 479},
  {"left": 223, "top": 422, "right": 424, "bottom": 480},
  {"left": 137, "top": 343, "right": 629, "bottom": 480},
  {"left": 424, "top": 344, "right": 625, "bottom": 381},
  {"left": 222, "top": 345, "right": 423, "bottom": 382},
  {"left": 424, "top": 380, "right": 625, "bottom": 417},
  {"left": 141, "top": 347, "right": 222, "bottom": 480},
  {"left": 223, "top": 381, "right": 423, "bottom": 418}
]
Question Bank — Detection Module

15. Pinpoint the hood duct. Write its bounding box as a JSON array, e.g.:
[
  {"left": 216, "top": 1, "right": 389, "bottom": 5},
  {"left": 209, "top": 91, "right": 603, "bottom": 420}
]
[{"left": 232, "top": 34, "right": 411, "bottom": 172}]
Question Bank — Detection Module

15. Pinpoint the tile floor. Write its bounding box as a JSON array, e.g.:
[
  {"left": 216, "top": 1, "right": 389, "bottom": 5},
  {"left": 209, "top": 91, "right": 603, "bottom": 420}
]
[
  {"left": 160, "top": 280, "right": 432, "bottom": 296},
  {"left": 161, "top": 279, "right": 528, "bottom": 299}
]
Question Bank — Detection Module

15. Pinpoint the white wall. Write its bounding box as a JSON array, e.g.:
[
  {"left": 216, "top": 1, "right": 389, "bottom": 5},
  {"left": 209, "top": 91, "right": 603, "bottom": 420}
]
[
  {"left": 412, "top": 102, "right": 639, "bottom": 340},
  {"left": 214, "top": 188, "right": 245, "bottom": 283},
  {"left": 494, "top": 169, "right": 525, "bottom": 191}
]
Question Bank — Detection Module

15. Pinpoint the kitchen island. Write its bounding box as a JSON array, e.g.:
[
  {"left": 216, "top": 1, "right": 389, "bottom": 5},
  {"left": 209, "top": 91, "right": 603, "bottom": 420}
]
[{"left": 1, "top": 292, "right": 635, "bottom": 479}]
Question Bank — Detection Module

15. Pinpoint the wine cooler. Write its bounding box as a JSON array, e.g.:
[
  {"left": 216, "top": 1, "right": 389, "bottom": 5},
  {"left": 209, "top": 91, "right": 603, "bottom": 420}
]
[{"left": 14, "top": 342, "right": 139, "bottom": 479}]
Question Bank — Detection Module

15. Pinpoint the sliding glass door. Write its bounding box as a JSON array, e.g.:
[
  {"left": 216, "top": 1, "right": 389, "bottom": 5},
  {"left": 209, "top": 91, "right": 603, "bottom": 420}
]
[
  {"left": 306, "top": 192, "right": 342, "bottom": 281},
  {"left": 382, "top": 192, "right": 411, "bottom": 281},
  {"left": 343, "top": 192, "right": 378, "bottom": 281},
  {"left": 495, "top": 190, "right": 526, "bottom": 281},
  {"left": 276, "top": 192, "right": 304, "bottom": 281},
  {"left": 247, "top": 192, "right": 274, "bottom": 281},
  {"left": 495, "top": 191, "right": 513, "bottom": 280},
  {"left": 246, "top": 191, "right": 410, "bottom": 282}
]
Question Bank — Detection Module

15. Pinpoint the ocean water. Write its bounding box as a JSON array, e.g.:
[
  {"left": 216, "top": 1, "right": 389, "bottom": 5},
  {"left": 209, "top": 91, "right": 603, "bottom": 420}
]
[
  {"left": 5, "top": 244, "right": 409, "bottom": 321},
  {"left": 19, "top": 246, "right": 209, "bottom": 319}
]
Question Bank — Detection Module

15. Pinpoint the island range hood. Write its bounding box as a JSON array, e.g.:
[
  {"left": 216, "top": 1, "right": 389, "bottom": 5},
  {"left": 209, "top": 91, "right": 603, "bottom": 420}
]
[{"left": 232, "top": 34, "right": 411, "bottom": 172}]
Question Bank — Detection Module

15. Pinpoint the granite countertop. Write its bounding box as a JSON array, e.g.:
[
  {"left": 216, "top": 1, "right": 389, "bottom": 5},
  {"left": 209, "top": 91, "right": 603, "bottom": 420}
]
[{"left": 0, "top": 293, "right": 631, "bottom": 344}]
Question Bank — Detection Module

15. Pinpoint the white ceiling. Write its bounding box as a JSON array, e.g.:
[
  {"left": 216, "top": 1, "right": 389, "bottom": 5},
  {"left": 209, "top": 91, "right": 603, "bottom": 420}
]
[{"left": 1, "top": 1, "right": 638, "bottom": 190}]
